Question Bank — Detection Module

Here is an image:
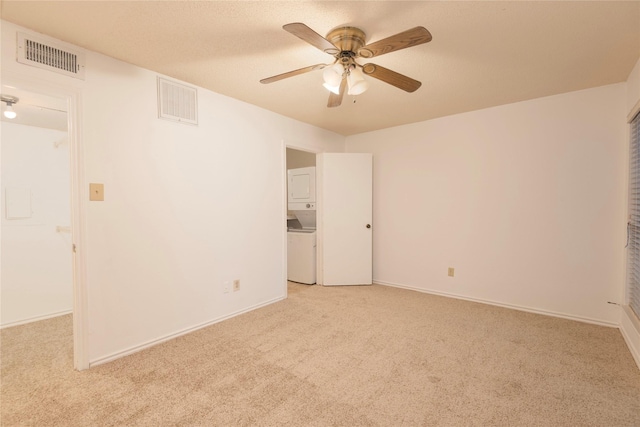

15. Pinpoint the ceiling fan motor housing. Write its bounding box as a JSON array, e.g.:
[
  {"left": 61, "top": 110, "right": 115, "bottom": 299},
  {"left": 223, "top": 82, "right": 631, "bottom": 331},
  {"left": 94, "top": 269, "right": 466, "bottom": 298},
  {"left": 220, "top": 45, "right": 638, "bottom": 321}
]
[{"left": 325, "top": 27, "right": 372, "bottom": 58}]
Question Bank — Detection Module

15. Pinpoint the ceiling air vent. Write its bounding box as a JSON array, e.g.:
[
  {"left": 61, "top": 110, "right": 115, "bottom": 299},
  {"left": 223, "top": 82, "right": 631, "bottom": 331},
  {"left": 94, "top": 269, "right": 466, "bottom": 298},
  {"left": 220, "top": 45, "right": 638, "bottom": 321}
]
[
  {"left": 17, "top": 32, "right": 85, "bottom": 80},
  {"left": 157, "top": 77, "right": 198, "bottom": 125}
]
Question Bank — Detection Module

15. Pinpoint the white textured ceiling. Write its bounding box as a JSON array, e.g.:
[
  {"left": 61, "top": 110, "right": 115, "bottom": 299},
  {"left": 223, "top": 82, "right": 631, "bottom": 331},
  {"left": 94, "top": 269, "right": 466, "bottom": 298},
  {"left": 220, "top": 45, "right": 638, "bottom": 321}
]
[{"left": 1, "top": 1, "right": 639, "bottom": 136}]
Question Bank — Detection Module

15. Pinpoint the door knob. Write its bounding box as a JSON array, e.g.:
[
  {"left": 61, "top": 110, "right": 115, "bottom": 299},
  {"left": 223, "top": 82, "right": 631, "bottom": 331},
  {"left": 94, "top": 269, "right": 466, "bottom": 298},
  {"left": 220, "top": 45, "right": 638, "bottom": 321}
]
[{"left": 366, "top": 224, "right": 371, "bottom": 229}]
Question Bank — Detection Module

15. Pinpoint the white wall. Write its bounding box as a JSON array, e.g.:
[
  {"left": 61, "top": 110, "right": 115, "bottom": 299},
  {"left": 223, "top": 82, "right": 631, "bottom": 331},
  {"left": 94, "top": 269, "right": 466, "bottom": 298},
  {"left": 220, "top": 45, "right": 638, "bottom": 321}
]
[
  {"left": 1, "top": 20, "right": 345, "bottom": 365},
  {"left": 346, "top": 84, "right": 627, "bottom": 325},
  {"left": 1, "top": 123, "right": 72, "bottom": 326}
]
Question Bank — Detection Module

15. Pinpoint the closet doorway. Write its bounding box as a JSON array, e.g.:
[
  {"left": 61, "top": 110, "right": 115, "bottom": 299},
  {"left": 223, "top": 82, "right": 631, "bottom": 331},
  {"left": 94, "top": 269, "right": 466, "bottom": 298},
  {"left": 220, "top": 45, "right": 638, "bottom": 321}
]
[{"left": 1, "top": 78, "right": 87, "bottom": 370}]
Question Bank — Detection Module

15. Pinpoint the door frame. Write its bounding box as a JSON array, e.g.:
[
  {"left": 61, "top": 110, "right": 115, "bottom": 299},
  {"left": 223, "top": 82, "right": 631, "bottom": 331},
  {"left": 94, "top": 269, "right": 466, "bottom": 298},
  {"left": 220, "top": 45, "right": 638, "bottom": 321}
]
[
  {"left": 2, "top": 73, "right": 89, "bottom": 370},
  {"left": 281, "top": 141, "right": 321, "bottom": 296}
]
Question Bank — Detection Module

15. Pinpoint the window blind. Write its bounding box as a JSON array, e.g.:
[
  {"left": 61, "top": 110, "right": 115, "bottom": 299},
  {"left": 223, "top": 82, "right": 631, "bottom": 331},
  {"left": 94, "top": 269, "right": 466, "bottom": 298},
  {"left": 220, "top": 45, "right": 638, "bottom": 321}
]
[{"left": 628, "top": 112, "right": 640, "bottom": 318}]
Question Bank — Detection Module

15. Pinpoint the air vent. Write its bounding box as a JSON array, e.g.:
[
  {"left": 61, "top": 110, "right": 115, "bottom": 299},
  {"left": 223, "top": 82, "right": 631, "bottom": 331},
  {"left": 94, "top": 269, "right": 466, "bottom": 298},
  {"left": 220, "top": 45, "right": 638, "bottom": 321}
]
[
  {"left": 157, "top": 77, "right": 198, "bottom": 125},
  {"left": 17, "top": 32, "right": 85, "bottom": 80}
]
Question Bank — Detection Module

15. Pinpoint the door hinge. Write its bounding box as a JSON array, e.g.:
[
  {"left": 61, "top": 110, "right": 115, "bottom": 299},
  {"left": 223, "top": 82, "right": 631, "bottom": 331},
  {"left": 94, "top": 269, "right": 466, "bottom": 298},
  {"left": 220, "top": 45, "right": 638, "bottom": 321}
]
[{"left": 72, "top": 244, "right": 77, "bottom": 253}]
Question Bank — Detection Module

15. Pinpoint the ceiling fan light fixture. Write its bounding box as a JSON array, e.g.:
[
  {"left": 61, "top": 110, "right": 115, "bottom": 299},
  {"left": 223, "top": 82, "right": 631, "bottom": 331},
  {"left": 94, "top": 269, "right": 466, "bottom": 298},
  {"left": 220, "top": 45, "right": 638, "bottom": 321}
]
[
  {"left": 323, "top": 82, "right": 341, "bottom": 95},
  {"left": 322, "top": 63, "right": 344, "bottom": 87},
  {"left": 3, "top": 104, "right": 16, "bottom": 119},
  {"left": 1, "top": 95, "right": 19, "bottom": 119},
  {"left": 347, "top": 66, "right": 368, "bottom": 95}
]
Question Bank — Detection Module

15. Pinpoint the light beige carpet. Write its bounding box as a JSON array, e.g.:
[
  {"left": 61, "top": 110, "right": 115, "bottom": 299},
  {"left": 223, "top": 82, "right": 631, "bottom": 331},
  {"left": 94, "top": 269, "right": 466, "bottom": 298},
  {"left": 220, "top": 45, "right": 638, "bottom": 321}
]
[{"left": 2, "top": 283, "right": 640, "bottom": 426}]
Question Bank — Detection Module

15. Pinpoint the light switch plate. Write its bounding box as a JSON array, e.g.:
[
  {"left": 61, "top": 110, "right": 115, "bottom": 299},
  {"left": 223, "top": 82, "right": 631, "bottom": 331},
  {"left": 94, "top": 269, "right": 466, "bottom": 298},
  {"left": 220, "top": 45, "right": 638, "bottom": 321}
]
[{"left": 89, "top": 183, "right": 104, "bottom": 201}]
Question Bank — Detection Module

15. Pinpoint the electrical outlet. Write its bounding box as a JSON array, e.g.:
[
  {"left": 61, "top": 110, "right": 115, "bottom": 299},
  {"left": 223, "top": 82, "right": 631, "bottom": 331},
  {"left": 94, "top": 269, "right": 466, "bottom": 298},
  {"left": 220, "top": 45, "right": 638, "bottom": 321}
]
[
  {"left": 448, "top": 267, "right": 455, "bottom": 277},
  {"left": 223, "top": 281, "right": 230, "bottom": 294},
  {"left": 233, "top": 279, "right": 240, "bottom": 292}
]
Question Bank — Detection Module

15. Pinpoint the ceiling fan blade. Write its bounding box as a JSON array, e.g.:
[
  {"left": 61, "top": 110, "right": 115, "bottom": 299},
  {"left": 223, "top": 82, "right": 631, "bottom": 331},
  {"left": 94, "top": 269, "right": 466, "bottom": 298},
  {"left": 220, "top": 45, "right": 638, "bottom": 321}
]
[
  {"left": 260, "top": 64, "right": 327, "bottom": 84},
  {"left": 283, "top": 23, "right": 340, "bottom": 55},
  {"left": 327, "top": 78, "right": 347, "bottom": 108},
  {"left": 361, "top": 64, "right": 422, "bottom": 92},
  {"left": 358, "top": 27, "right": 432, "bottom": 58}
]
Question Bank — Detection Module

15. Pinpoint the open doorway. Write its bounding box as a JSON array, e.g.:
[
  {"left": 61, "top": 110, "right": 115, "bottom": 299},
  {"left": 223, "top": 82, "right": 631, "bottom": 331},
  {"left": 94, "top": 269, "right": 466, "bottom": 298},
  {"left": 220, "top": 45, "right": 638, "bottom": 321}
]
[
  {"left": 283, "top": 147, "right": 374, "bottom": 290},
  {"left": 1, "top": 86, "right": 72, "bottom": 326},
  {"left": 285, "top": 147, "right": 317, "bottom": 293}
]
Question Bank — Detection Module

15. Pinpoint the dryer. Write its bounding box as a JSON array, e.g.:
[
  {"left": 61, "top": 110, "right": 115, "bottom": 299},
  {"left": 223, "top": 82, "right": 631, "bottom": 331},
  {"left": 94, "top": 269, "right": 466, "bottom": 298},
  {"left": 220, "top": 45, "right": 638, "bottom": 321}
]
[
  {"left": 288, "top": 166, "right": 316, "bottom": 212},
  {"left": 288, "top": 166, "right": 316, "bottom": 229}
]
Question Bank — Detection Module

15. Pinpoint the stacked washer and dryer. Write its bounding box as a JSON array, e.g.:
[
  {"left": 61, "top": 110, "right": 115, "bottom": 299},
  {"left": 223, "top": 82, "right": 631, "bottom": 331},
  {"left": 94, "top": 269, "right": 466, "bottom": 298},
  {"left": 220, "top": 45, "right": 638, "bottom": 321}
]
[{"left": 287, "top": 167, "right": 316, "bottom": 284}]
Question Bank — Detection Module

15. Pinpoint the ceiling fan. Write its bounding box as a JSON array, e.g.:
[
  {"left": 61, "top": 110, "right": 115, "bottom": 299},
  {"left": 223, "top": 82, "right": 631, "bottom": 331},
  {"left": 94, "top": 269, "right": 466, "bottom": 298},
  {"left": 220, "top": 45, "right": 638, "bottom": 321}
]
[{"left": 260, "top": 23, "right": 432, "bottom": 108}]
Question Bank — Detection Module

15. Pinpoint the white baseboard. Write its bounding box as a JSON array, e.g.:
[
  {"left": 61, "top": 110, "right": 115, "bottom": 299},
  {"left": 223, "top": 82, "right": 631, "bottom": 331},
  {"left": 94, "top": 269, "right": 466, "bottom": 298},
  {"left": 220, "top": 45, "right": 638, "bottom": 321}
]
[
  {"left": 620, "top": 305, "right": 640, "bottom": 370},
  {"left": 0, "top": 309, "right": 72, "bottom": 329},
  {"left": 89, "top": 296, "right": 286, "bottom": 368},
  {"left": 375, "top": 280, "right": 618, "bottom": 328}
]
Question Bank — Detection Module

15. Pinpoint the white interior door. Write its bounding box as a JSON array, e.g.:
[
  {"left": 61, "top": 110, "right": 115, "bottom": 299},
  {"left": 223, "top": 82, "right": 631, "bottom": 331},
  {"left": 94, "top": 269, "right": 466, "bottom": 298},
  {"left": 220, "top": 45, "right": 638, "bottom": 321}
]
[{"left": 317, "top": 153, "right": 372, "bottom": 285}]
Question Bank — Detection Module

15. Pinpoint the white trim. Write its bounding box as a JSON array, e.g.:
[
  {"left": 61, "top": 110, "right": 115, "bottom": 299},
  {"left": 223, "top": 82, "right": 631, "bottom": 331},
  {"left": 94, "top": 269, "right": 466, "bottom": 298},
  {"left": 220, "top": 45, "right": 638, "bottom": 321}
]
[
  {"left": 281, "top": 140, "right": 288, "bottom": 297},
  {"left": 316, "top": 154, "right": 324, "bottom": 286},
  {"left": 68, "top": 88, "right": 89, "bottom": 371},
  {"left": 375, "top": 280, "right": 619, "bottom": 328},
  {"left": 0, "top": 310, "right": 73, "bottom": 329},
  {"left": 620, "top": 305, "right": 640, "bottom": 369},
  {"left": 89, "top": 296, "right": 285, "bottom": 367}
]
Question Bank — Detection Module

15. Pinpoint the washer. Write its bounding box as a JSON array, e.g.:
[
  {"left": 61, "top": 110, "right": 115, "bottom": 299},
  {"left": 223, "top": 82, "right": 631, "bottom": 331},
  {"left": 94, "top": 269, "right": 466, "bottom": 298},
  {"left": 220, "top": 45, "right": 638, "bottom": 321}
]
[{"left": 287, "top": 229, "right": 316, "bottom": 284}]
